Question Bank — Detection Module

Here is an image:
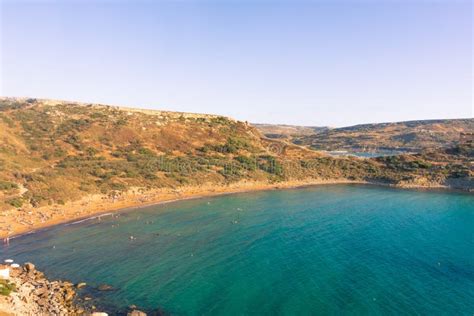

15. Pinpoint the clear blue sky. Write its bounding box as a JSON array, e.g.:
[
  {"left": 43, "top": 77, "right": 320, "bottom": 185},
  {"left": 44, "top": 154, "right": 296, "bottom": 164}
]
[{"left": 0, "top": 0, "right": 472, "bottom": 126}]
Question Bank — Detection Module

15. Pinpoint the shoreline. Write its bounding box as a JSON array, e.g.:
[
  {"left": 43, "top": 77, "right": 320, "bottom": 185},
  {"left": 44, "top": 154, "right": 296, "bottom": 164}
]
[
  {"left": 0, "top": 263, "right": 90, "bottom": 315},
  {"left": 2, "top": 179, "right": 471, "bottom": 240}
]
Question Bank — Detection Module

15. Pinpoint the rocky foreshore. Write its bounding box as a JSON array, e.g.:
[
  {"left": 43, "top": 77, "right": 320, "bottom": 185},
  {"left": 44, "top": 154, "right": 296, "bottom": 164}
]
[
  {"left": 0, "top": 261, "right": 151, "bottom": 315},
  {"left": 0, "top": 262, "right": 89, "bottom": 315}
]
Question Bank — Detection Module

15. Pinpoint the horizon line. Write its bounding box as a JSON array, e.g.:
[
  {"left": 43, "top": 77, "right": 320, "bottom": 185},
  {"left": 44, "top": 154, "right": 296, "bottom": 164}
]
[{"left": 1, "top": 95, "right": 472, "bottom": 128}]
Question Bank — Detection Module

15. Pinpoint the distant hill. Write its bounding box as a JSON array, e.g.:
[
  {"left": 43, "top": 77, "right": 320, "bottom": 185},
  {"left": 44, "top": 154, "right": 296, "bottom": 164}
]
[
  {"left": 0, "top": 97, "right": 471, "bottom": 216},
  {"left": 290, "top": 119, "right": 473, "bottom": 152},
  {"left": 252, "top": 123, "right": 327, "bottom": 139}
]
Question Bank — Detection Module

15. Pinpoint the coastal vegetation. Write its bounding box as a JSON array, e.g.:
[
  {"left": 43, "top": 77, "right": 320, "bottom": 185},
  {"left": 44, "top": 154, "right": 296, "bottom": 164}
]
[
  {"left": 0, "top": 97, "right": 472, "bottom": 236},
  {"left": 0, "top": 279, "right": 16, "bottom": 296}
]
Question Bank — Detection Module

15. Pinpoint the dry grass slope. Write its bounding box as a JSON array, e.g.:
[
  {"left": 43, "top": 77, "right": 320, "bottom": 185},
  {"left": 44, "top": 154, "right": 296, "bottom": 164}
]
[
  {"left": 0, "top": 97, "right": 472, "bottom": 220},
  {"left": 294, "top": 119, "right": 474, "bottom": 152}
]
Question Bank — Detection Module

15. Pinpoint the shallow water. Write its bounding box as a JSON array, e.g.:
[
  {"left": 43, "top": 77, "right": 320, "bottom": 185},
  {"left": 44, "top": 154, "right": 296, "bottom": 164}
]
[{"left": 2, "top": 185, "right": 473, "bottom": 315}]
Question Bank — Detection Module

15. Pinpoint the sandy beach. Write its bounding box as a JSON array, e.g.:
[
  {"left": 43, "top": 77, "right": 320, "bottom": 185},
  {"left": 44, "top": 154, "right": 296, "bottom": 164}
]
[
  {"left": 1, "top": 176, "right": 466, "bottom": 240},
  {"left": 1, "top": 179, "right": 376, "bottom": 239}
]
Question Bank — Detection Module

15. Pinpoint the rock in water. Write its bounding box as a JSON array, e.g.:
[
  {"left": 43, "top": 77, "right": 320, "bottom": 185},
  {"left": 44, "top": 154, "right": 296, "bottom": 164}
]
[
  {"left": 64, "top": 288, "right": 75, "bottom": 301},
  {"left": 97, "top": 284, "right": 114, "bottom": 291},
  {"left": 24, "top": 262, "right": 35, "bottom": 272},
  {"left": 76, "top": 282, "right": 87, "bottom": 289},
  {"left": 128, "top": 310, "right": 147, "bottom": 316}
]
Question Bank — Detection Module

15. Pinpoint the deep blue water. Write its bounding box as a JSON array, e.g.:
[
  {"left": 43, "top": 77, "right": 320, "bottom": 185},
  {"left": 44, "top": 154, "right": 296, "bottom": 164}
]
[{"left": 1, "top": 185, "right": 473, "bottom": 315}]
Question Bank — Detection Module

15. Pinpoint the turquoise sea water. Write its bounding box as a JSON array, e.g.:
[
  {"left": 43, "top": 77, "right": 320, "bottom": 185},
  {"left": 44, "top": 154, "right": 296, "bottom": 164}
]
[{"left": 1, "top": 185, "right": 473, "bottom": 315}]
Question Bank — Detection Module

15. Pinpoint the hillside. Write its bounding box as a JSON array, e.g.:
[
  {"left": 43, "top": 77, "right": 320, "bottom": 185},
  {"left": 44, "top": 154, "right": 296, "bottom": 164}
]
[
  {"left": 0, "top": 97, "right": 472, "bottom": 237},
  {"left": 293, "top": 119, "right": 473, "bottom": 152},
  {"left": 252, "top": 123, "right": 326, "bottom": 139}
]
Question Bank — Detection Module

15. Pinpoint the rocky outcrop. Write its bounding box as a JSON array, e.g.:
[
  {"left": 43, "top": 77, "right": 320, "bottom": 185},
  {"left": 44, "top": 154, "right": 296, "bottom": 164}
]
[
  {"left": 0, "top": 262, "right": 153, "bottom": 315},
  {"left": 0, "top": 263, "right": 92, "bottom": 315}
]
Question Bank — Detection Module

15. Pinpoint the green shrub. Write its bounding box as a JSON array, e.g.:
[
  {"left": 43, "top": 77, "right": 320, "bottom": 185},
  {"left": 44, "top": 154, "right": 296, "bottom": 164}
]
[
  {"left": 65, "top": 134, "right": 83, "bottom": 150},
  {"left": 258, "top": 155, "right": 283, "bottom": 175},
  {"left": 115, "top": 117, "right": 128, "bottom": 126},
  {"left": 0, "top": 181, "right": 18, "bottom": 191},
  {"left": 0, "top": 113, "right": 15, "bottom": 127},
  {"left": 0, "top": 280, "right": 16, "bottom": 296},
  {"left": 211, "top": 137, "right": 252, "bottom": 154},
  {"left": 56, "top": 119, "right": 91, "bottom": 135},
  {"left": 7, "top": 197, "right": 23, "bottom": 208},
  {"left": 54, "top": 147, "right": 67, "bottom": 158},
  {"left": 235, "top": 155, "right": 257, "bottom": 170}
]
